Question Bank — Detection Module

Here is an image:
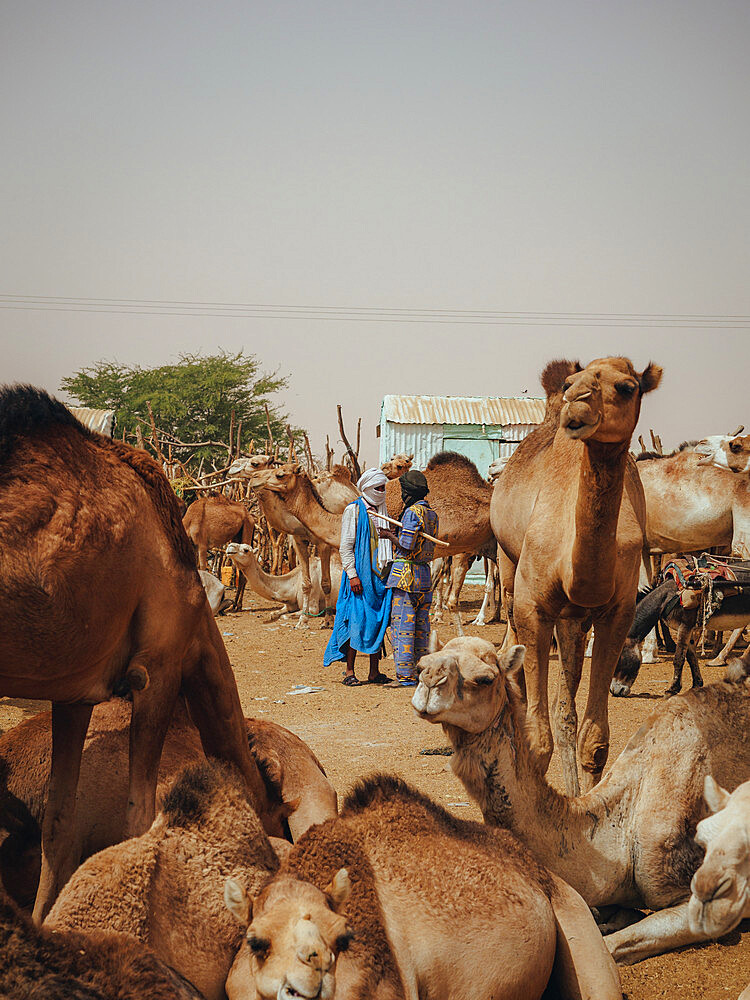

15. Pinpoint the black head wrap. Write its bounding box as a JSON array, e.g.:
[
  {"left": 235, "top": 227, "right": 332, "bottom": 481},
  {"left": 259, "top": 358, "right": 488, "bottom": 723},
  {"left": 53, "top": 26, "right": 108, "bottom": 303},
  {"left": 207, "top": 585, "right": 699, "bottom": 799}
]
[{"left": 399, "top": 469, "right": 429, "bottom": 517}]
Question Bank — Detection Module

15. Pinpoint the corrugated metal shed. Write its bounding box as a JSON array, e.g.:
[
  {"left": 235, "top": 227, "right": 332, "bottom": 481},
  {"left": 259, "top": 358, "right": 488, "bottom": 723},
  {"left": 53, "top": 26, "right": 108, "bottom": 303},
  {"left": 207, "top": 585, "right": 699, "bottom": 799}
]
[
  {"left": 68, "top": 406, "right": 115, "bottom": 437},
  {"left": 382, "top": 394, "right": 545, "bottom": 426}
]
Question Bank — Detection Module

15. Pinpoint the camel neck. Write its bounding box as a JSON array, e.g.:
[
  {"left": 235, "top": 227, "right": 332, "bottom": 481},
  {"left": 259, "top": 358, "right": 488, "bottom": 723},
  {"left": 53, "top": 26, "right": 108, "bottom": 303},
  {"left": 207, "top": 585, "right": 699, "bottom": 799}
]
[
  {"left": 444, "top": 699, "right": 613, "bottom": 902},
  {"left": 242, "top": 553, "right": 296, "bottom": 603},
  {"left": 285, "top": 478, "right": 343, "bottom": 548},
  {"left": 568, "top": 439, "right": 629, "bottom": 606}
]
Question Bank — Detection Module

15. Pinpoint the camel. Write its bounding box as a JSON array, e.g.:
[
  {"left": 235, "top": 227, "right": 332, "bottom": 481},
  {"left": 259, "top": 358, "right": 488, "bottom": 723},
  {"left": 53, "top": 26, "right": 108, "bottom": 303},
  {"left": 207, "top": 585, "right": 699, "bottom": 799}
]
[
  {"left": 687, "top": 774, "right": 750, "bottom": 981},
  {"left": 380, "top": 452, "right": 413, "bottom": 479},
  {"left": 610, "top": 578, "right": 750, "bottom": 696},
  {"left": 182, "top": 493, "right": 256, "bottom": 571},
  {"left": 224, "top": 774, "right": 621, "bottom": 1000},
  {"left": 230, "top": 459, "right": 357, "bottom": 628},
  {"left": 412, "top": 634, "right": 750, "bottom": 964},
  {"left": 244, "top": 452, "right": 495, "bottom": 634},
  {"left": 697, "top": 433, "right": 750, "bottom": 476},
  {"left": 492, "top": 357, "right": 662, "bottom": 794},
  {"left": 1, "top": 889, "right": 204, "bottom": 1000},
  {"left": 0, "top": 697, "right": 337, "bottom": 910},
  {"left": 226, "top": 542, "right": 342, "bottom": 622},
  {"left": 0, "top": 385, "right": 269, "bottom": 921},
  {"left": 45, "top": 760, "right": 280, "bottom": 1000}
]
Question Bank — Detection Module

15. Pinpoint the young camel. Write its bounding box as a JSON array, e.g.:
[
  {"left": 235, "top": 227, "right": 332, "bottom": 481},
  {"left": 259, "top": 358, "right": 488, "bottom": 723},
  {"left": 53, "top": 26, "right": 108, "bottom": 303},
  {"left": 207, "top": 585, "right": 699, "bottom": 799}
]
[
  {"left": 0, "top": 385, "right": 269, "bottom": 922},
  {"left": 224, "top": 774, "right": 621, "bottom": 1000},
  {"left": 45, "top": 761, "right": 281, "bottom": 1000},
  {"left": 1, "top": 890, "right": 204, "bottom": 1000},
  {"left": 0, "top": 697, "right": 337, "bottom": 910},
  {"left": 226, "top": 542, "right": 342, "bottom": 622},
  {"left": 182, "top": 494, "right": 256, "bottom": 570},
  {"left": 412, "top": 635, "right": 750, "bottom": 964},
  {"left": 492, "top": 357, "right": 662, "bottom": 794}
]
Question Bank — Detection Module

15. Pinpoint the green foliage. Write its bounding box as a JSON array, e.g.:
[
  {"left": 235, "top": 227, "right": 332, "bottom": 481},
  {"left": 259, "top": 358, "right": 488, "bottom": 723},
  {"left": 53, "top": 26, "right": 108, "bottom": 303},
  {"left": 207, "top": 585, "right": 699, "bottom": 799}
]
[{"left": 61, "top": 351, "right": 297, "bottom": 469}]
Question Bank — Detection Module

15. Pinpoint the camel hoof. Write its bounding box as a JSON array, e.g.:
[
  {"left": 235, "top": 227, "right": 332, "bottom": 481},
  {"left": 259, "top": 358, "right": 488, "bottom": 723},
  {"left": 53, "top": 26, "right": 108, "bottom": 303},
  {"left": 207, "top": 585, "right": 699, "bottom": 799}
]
[
  {"left": 610, "top": 680, "right": 631, "bottom": 697},
  {"left": 706, "top": 657, "right": 727, "bottom": 667},
  {"left": 664, "top": 685, "right": 681, "bottom": 697}
]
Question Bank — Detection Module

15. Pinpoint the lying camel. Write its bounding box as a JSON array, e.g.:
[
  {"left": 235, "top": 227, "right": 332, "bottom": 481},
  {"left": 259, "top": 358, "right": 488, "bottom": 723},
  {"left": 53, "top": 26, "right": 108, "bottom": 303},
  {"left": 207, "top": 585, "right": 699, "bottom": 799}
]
[
  {"left": 199, "top": 569, "right": 234, "bottom": 616},
  {"left": 45, "top": 760, "right": 280, "bottom": 1000},
  {"left": 226, "top": 542, "right": 342, "bottom": 624},
  {"left": 224, "top": 774, "right": 621, "bottom": 1000},
  {"left": 412, "top": 634, "right": 750, "bottom": 964},
  {"left": 0, "top": 385, "right": 269, "bottom": 921},
  {"left": 688, "top": 774, "right": 750, "bottom": 977},
  {"left": 182, "top": 494, "right": 256, "bottom": 571},
  {"left": 0, "top": 698, "right": 337, "bottom": 910},
  {"left": 1, "top": 888, "right": 203, "bottom": 1000}
]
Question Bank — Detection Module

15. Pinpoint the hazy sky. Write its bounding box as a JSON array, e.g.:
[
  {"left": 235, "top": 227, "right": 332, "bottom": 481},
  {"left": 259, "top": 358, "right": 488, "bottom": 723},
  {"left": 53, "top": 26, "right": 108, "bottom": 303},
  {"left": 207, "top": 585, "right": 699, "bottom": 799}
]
[{"left": 2, "top": 1, "right": 748, "bottom": 467}]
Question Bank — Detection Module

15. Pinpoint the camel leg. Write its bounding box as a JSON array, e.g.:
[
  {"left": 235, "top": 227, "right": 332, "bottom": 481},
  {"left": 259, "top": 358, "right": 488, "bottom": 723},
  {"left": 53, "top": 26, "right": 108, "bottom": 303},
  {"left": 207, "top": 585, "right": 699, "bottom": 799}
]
[
  {"left": 513, "top": 590, "right": 556, "bottom": 774},
  {"left": 33, "top": 701, "right": 93, "bottom": 923},
  {"left": 604, "top": 901, "right": 715, "bottom": 965},
  {"left": 707, "top": 626, "right": 744, "bottom": 667},
  {"left": 498, "top": 550, "right": 519, "bottom": 653},
  {"left": 319, "top": 545, "right": 334, "bottom": 629},
  {"left": 685, "top": 640, "right": 704, "bottom": 689},
  {"left": 447, "top": 554, "right": 469, "bottom": 637},
  {"left": 232, "top": 571, "right": 247, "bottom": 611},
  {"left": 292, "top": 537, "right": 312, "bottom": 630},
  {"left": 578, "top": 607, "right": 632, "bottom": 790},
  {"left": 198, "top": 543, "right": 209, "bottom": 571},
  {"left": 472, "top": 558, "right": 499, "bottom": 626},
  {"left": 430, "top": 558, "right": 447, "bottom": 623},
  {"left": 553, "top": 620, "right": 587, "bottom": 797},
  {"left": 665, "top": 623, "right": 692, "bottom": 695}
]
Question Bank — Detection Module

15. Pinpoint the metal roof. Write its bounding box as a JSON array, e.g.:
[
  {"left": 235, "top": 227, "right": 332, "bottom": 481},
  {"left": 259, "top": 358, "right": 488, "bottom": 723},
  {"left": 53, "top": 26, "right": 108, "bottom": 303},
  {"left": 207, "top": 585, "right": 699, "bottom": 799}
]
[
  {"left": 68, "top": 406, "right": 116, "bottom": 437},
  {"left": 381, "top": 394, "right": 546, "bottom": 426}
]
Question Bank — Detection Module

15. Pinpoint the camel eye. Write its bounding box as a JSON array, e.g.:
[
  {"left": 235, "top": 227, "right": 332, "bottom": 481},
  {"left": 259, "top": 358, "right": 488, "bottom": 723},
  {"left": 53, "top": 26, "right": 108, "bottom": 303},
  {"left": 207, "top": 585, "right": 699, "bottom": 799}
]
[
  {"left": 474, "top": 674, "right": 494, "bottom": 686},
  {"left": 563, "top": 379, "right": 573, "bottom": 391},
  {"left": 248, "top": 935, "right": 270, "bottom": 962},
  {"left": 615, "top": 380, "right": 636, "bottom": 397},
  {"left": 730, "top": 439, "right": 743, "bottom": 453}
]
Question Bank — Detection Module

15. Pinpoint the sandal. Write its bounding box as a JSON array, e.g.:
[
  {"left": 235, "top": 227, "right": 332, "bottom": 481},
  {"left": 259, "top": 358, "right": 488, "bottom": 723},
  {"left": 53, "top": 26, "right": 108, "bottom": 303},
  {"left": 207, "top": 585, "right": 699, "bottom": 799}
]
[
  {"left": 341, "top": 675, "right": 362, "bottom": 686},
  {"left": 367, "top": 672, "right": 392, "bottom": 685}
]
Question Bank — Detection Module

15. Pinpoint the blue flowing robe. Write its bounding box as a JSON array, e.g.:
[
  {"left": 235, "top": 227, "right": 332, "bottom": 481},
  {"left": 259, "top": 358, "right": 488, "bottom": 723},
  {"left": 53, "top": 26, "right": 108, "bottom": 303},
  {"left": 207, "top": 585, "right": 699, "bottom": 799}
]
[{"left": 324, "top": 499, "right": 393, "bottom": 664}]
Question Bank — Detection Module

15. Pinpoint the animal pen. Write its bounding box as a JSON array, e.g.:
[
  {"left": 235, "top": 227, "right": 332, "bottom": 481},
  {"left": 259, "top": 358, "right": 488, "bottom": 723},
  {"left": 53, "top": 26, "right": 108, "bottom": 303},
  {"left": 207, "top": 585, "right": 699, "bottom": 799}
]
[{"left": 378, "top": 394, "right": 545, "bottom": 580}]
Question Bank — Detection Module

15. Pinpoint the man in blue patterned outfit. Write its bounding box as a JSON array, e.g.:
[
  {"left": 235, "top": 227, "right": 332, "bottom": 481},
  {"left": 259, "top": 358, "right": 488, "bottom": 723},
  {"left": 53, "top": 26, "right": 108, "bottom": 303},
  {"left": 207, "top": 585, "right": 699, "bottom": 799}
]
[{"left": 380, "top": 470, "right": 439, "bottom": 685}]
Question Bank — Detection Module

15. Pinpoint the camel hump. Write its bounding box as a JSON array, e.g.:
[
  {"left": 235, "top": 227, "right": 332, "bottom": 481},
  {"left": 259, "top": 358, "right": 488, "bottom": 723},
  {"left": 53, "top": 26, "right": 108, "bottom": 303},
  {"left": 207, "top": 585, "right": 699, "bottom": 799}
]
[
  {"left": 539, "top": 359, "right": 582, "bottom": 398},
  {"left": 0, "top": 384, "right": 92, "bottom": 465},
  {"left": 160, "top": 759, "right": 245, "bottom": 829}
]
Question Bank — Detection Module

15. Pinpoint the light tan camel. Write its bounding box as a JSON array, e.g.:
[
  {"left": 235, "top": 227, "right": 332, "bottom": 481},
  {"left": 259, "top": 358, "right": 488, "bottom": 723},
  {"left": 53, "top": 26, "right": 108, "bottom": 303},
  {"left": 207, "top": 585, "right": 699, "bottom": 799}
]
[
  {"left": 226, "top": 542, "right": 342, "bottom": 622},
  {"left": 697, "top": 432, "right": 750, "bottom": 476},
  {"left": 412, "top": 634, "right": 750, "bottom": 964},
  {"left": 182, "top": 494, "right": 256, "bottom": 571},
  {"left": 0, "top": 697, "right": 337, "bottom": 910},
  {"left": 45, "top": 761, "right": 279, "bottom": 1000},
  {"left": 224, "top": 774, "right": 621, "bottom": 1000},
  {"left": 492, "top": 357, "right": 662, "bottom": 794},
  {"left": 380, "top": 452, "right": 413, "bottom": 479},
  {"left": 0, "top": 385, "right": 269, "bottom": 922},
  {"left": 1, "top": 889, "right": 204, "bottom": 1000}
]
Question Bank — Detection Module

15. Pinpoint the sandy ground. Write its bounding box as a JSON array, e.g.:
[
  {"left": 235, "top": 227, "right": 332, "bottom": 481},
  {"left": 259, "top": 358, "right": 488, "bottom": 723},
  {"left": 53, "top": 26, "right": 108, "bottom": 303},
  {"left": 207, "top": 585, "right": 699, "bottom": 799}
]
[{"left": 2, "top": 585, "right": 749, "bottom": 999}]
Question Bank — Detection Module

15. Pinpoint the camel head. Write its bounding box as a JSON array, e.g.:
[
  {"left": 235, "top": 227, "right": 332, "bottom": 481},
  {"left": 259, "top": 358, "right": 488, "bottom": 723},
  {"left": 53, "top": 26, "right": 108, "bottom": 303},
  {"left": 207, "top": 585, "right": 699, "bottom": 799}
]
[
  {"left": 226, "top": 542, "right": 258, "bottom": 569},
  {"left": 696, "top": 434, "right": 750, "bottom": 475},
  {"left": 229, "top": 455, "right": 276, "bottom": 479},
  {"left": 411, "top": 635, "right": 526, "bottom": 734},
  {"left": 688, "top": 776, "right": 750, "bottom": 940},
  {"left": 381, "top": 453, "right": 414, "bottom": 479},
  {"left": 225, "top": 871, "right": 352, "bottom": 1000},
  {"left": 551, "top": 357, "right": 662, "bottom": 443},
  {"left": 487, "top": 456, "right": 510, "bottom": 483},
  {"left": 243, "top": 463, "right": 306, "bottom": 496}
]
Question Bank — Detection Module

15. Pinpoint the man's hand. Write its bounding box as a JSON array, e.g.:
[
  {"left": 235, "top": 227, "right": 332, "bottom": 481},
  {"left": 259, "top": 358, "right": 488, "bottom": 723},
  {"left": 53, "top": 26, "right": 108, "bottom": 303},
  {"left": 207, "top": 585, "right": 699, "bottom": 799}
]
[
  {"left": 350, "top": 575, "right": 363, "bottom": 595},
  {"left": 378, "top": 527, "right": 399, "bottom": 543}
]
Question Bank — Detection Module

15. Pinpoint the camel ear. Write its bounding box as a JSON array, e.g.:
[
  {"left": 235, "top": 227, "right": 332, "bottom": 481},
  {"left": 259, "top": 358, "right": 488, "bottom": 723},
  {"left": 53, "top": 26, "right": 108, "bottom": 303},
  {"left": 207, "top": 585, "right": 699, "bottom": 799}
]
[
  {"left": 428, "top": 630, "right": 442, "bottom": 654},
  {"left": 325, "top": 868, "right": 351, "bottom": 909},
  {"left": 704, "top": 775, "right": 731, "bottom": 814},
  {"left": 498, "top": 644, "right": 526, "bottom": 677},
  {"left": 638, "top": 362, "right": 663, "bottom": 394},
  {"left": 224, "top": 878, "right": 253, "bottom": 926},
  {"left": 408, "top": 453, "right": 414, "bottom": 461}
]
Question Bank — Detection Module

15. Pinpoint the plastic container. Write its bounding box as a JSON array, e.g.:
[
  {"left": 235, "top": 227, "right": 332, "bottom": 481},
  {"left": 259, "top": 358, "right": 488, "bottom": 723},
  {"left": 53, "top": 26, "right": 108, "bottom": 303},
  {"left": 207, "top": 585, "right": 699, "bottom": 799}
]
[{"left": 221, "top": 564, "right": 234, "bottom": 587}]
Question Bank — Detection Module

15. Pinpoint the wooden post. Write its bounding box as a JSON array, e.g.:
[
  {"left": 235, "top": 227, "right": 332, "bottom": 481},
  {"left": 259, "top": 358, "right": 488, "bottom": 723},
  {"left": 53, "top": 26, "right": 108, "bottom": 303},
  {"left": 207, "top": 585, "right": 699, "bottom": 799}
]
[{"left": 337, "top": 404, "right": 362, "bottom": 480}]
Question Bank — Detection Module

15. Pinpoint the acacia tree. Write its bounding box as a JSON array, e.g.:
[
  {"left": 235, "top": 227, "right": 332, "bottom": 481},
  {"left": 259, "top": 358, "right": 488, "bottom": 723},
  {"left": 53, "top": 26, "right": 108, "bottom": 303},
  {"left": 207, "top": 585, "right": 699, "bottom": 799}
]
[{"left": 61, "top": 351, "right": 297, "bottom": 471}]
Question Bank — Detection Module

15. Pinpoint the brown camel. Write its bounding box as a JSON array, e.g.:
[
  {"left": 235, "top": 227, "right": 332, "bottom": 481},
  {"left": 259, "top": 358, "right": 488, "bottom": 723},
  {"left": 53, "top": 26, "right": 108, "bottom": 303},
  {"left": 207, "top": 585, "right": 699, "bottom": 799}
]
[
  {"left": 1, "top": 889, "right": 204, "bottom": 1000},
  {"left": 182, "top": 494, "right": 256, "bottom": 571},
  {"left": 45, "top": 761, "right": 280, "bottom": 1000},
  {"left": 224, "top": 774, "right": 621, "bottom": 1000},
  {"left": 0, "top": 385, "right": 269, "bottom": 921},
  {"left": 412, "top": 635, "right": 750, "bottom": 964},
  {"left": 0, "top": 697, "right": 338, "bottom": 910},
  {"left": 380, "top": 452, "right": 413, "bottom": 479},
  {"left": 491, "top": 357, "right": 662, "bottom": 793}
]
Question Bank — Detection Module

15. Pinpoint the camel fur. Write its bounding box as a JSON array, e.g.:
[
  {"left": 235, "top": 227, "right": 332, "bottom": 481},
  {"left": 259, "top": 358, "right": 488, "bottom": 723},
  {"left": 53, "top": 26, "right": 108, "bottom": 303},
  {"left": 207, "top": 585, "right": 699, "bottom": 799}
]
[
  {"left": 182, "top": 494, "right": 256, "bottom": 572},
  {"left": 0, "top": 698, "right": 337, "bottom": 910},
  {"left": 0, "top": 888, "right": 204, "bottom": 999},
  {"left": 0, "top": 384, "right": 269, "bottom": 921},
  {"left": 45, "top": 760, "right": 279, "bottom": 1000},
  {"left": 224, "top": 774, "right": 621, "bottom": 1000},
  {"left": 412, "top": 634, "right": 750, "bottom": 964},
  {"left": 380, "top": 453, "right": 413, "bottom": 479},
  {"left": 491, "top": 356, "right": 662, "bottom": 794}
]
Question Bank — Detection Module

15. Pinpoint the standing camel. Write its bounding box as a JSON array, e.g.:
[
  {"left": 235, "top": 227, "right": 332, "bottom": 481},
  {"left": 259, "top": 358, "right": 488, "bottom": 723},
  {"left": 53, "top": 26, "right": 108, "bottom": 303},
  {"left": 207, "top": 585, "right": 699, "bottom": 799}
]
[
  {"left": 182, "top": 494, "right": 255, "bottom": 570},
  {"left": 492, "top": 357, "right": 662, "bottom": 794},
  {"left": 0, "top": 385, "right": 270, "bottom": 921}
]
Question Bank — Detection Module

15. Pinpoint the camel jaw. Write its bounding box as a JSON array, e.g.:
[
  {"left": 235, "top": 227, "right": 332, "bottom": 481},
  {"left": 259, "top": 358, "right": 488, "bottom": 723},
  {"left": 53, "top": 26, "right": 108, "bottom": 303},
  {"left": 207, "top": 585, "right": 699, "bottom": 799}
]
[
  {"left": 560, "top": 411, "right": 602, "bottom": 440},
  {"left": 411, "top": 680, "right": 452, "bottom": 719}
]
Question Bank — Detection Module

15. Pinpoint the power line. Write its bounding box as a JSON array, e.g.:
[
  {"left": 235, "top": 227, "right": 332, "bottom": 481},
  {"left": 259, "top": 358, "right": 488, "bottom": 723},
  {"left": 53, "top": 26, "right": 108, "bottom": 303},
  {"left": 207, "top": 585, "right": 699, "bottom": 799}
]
[{"left": 0, "top": 294, "right": 748, "bottom": 328}]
